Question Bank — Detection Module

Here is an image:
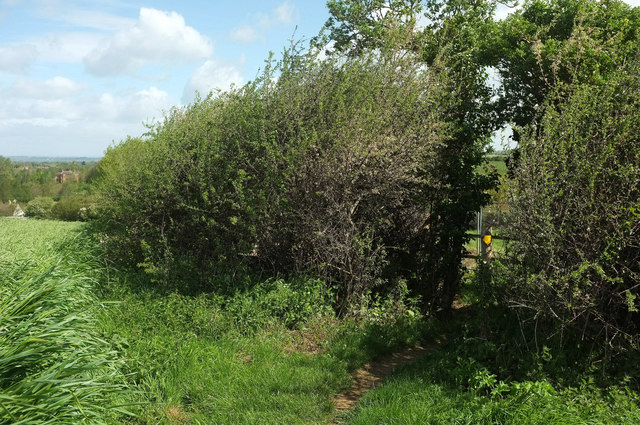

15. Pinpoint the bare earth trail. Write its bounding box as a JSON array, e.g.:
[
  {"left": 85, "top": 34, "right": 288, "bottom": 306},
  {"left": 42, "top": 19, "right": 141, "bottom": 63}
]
[{"left": 331, "top": 342, "right": 441, "bottom": 423}]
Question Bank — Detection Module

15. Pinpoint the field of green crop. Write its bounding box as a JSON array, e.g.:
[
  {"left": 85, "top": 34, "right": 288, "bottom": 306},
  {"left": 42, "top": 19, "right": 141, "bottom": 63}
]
[{"left": 0, "top": 218, "right": 130, "bottom": 424}]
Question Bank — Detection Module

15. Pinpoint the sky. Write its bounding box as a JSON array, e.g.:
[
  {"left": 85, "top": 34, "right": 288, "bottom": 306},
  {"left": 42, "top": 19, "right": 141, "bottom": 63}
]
[
  {"left": 1, "top": 1, "right": 639, "bottom": 158},
  {"left": 0, "top": 0, "right": 329, "bottom": 157}
]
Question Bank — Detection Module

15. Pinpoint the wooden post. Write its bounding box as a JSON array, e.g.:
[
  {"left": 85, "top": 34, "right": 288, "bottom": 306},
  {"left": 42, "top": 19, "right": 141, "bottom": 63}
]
[{"left": 481, "top": 226, "right": 493, "bottom": 263}]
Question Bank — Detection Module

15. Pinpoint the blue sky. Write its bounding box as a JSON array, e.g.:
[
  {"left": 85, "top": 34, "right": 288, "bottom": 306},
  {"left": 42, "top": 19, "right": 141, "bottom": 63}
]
[
  {"left": 1, "top": 1, "right": 639, "bottom": 157},
  {"left": 0, "top": 0, "right": 329, "bottom": 157}
]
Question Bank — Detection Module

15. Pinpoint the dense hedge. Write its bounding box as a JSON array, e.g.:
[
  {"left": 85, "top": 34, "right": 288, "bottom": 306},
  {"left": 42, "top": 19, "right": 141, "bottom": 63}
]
[
  {"left": 95, "top": 49, "right": 492, "bottom": 310},
  {"left": 504, "top": 57, "right": 640, "bottom": 351}
]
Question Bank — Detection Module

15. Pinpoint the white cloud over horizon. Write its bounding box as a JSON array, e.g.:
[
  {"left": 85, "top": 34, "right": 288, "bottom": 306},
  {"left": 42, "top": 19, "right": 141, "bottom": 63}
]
[{"left": 84, "top": 8, "right": 213, "bottom": 76}]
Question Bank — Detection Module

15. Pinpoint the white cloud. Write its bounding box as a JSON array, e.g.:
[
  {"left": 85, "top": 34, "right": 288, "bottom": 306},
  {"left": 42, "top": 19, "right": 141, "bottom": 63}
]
[
  {"left": 0, "top": 44, "right": 38, "bottom": 73},
  {"left": 122, "top": 86, "right": 171, "bottom": 121},
  {"left": 46, "top": 9, "right": 136, "bottom": 32},
  {"left": 0, "top": 74, "right": 172, "bottom": 130},
  {"left": 0, "top": 80, "right": 174, "bottom": 155},
  {"left": 183, "top": 60, "right": 243, "bottom": 103},
  {"left": 230, "top": 25, "right": 262, "bottom": 44},
  {"left": 37, "top": 32, "right": 106, "bottom": 63},
  {"left": 84, "top": 8, "right": 213, "bottom": 76},
  {"left": 258, "top": 1, "right": 296, "bottom": 28},
  {"left": 230, "top": 2, "right": 297, "bottom": 44},
  {"left": 4, "top": 76, "right": 86, "bottom": 99},
  {"left": 273, "top": 2, "right": 295, "bottom": 25}
]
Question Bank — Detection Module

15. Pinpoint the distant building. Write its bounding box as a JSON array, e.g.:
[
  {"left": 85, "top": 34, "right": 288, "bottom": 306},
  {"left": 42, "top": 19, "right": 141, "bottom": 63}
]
[
  {"left": 13, "top": 204, "right": 24, "bottom": 218},
  {"left": 56, "top": 170, "right": 79, "bottom": 183}
]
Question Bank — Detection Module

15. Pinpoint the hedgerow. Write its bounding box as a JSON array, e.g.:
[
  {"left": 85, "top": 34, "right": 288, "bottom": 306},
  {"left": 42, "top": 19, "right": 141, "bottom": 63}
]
[
  {"left": 94, "top": 46, "right": 492, "bottom": 311},
  {"left": 504, "top": 55, "right": 640, "bottom": 351}
]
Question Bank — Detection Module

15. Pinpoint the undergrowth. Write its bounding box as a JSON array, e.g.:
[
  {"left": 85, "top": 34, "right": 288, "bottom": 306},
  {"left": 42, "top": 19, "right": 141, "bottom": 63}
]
[
  {"left": 97, "top": 263, "right": 429, "bottom": 424},
  {"left": 341, "top": 268, "right": 640, "bottom": 424}
]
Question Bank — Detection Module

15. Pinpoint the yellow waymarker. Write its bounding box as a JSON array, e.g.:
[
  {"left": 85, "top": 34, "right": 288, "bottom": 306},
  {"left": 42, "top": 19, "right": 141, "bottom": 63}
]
[{"left": 482, "top": 234, "right": 492, "bottom": 246}]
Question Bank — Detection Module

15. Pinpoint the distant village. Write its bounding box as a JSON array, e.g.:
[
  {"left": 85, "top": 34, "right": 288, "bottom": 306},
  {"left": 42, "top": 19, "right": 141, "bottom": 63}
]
[{"left": 0, "top": 156, "right": 97, "bottom": 219}]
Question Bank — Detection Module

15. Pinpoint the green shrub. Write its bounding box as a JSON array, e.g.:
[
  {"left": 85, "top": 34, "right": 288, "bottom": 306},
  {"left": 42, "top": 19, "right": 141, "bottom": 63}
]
[
  {"left": 225, "top": 277, "right": 335, "bottom": 332},
  {"left": 504, "top": 56, "right": 640, "bottom": 351},
  {"left": 24, "top": 196, "right": 54, "bottom": 219},
  {"left": 51, "top": 196, "right": 89, "bottom": 221},
  {"left": 94, "top": 49, "right": 448, "bottom": 304},
  {"left": 94, "top": 45, "right": 496, "bottom": 312},
  {"left": 0, "top": 202, "right": 16, "bottom": 217}
]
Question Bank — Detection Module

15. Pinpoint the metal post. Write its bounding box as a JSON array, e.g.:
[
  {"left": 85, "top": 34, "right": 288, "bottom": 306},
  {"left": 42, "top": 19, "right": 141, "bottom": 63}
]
[{"left": 477, "top": 207, "right": 482, "bottom": 257}]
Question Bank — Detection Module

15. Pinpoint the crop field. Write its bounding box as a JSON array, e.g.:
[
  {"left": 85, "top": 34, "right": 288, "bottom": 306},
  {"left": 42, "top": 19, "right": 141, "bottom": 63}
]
[{"left": 0, "top": 219, "right": 130, "bottom": 424}]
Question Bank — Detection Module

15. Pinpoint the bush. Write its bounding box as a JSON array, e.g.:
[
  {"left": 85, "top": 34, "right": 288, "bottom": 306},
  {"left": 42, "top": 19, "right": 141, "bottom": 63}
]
[
  {"left": 0, "top": 202, "right": 16, "bottom": 217},
  {"left": 51, "top": 196, "right": 90, "bottom": 221},
  {"left": 94, "top": 46, "right": 494, "bottom": 312},
  {"left": 24, "top": 196, "right": 54, "bottom": 219},
  {"left": 504, "top": 57, "right": 640, "bottom": 352}
]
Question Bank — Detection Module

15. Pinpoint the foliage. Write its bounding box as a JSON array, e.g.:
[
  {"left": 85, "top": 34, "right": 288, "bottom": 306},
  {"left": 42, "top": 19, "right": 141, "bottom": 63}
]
[
  {"left": 94, "top": 47, "right": 464, "bottom": 310},
  {"left": 336, "top": 299, "right": 640, "bottom": 424},
  {"left": 24, "top": 196, "right": 54, "bottom": 219},
  {"left": 503, "top": 56, "right": 640, "bottom": 351},
  {"left": 0, "top": 202, "right": 17, "bottom": 217},
  {"left": 0, "top": 157, "right": 97, "bottom": 204},
  {"left": 0, "top": 219, "right": 131, "bottom": 424},
  {"left": 486, "top": 0, "right": 640, "bottom": 138},
  {"left": 318, "top": 0, "right": 500, "bottom": 312},
  {"left": 51, "top": 195, "right": 92, "bottom": 221},
  {"left": 97, "top": 261, "right": 428, "bottom": 424}
]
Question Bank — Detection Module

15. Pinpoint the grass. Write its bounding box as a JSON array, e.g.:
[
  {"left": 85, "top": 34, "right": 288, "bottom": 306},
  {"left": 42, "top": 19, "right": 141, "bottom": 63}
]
[
  {"left": 0, "top": 218, "right": 131, "bottom": 424},
  {"left": 97, "top": 280, "right": 344, "bottom": 424},
  {"left": 1, "top": 218, "right": 430, "bottom": 424},
  {"left": 96, "top": 263, "right": 428, "bottom": 423},
  {"left": 340, "top": 303, "right": 640, "bottom": 425},
  {"left": 10, "top": 217, "right": 638, "bottom": 425}
]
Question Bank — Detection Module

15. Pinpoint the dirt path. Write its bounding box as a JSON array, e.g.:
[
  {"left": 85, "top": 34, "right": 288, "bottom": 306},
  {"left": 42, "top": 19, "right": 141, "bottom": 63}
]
[{"left": 331, "top": 342, "right": 439, "bottom": 420}]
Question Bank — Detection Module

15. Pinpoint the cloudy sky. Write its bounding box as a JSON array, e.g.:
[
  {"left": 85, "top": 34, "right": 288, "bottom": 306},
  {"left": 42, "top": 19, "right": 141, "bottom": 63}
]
[
  {"left": 0, "top": 0, "right": 328, "bottom": 157},
  {"left": 1, "top": 1, "right": 639, "bottom": 158}
]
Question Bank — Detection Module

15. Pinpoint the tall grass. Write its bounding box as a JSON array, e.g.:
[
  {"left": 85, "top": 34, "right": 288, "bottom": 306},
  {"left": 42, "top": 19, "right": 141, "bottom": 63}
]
[{"left": 0, "top": 219, "right": 130, "bottom": 424}]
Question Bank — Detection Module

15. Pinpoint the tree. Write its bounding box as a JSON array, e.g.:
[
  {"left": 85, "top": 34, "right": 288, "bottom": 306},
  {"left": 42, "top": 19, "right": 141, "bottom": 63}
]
[
  {"left": 319, "top": 0, "right": 499, "bottom": 311},
  {"left": 487, "top": 0, "right": 640, "bottom": 140},
  {"left": 504, "top": 55, "right": 640, "bottom": 351},
  {"left": 0, "top": 156, "right": 13, "bottom": 202}
]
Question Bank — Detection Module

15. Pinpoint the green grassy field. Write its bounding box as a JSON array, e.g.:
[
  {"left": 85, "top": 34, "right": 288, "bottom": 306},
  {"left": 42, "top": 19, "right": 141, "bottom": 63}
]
[
  {"left": 3, "top": 218, "right": 640, "bottom": 424},
  {"left": 0, "top": 218, "right": 428, "bottom": 424},
  {"left": 97, "top": 271, "right": 428, "bottom": 424}
]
